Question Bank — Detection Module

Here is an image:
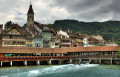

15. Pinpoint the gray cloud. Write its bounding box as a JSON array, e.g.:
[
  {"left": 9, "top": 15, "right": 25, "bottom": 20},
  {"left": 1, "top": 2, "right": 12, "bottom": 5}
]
[
  {"left": 52, "top": 0, "right": 120, "bottom": 21},
  {"left": 0, "top": 0, "right": 120, "bottom": 26}
]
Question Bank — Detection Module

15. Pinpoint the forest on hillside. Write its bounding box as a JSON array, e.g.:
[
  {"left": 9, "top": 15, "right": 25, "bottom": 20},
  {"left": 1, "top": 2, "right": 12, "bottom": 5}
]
[{"left": 53, "top": 20, "right": 120, "bottom": 44}]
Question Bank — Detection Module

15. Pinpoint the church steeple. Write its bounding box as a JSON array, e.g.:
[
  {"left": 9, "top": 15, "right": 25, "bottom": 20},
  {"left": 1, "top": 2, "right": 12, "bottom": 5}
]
[
  {"left": 27, "top": 2, "right": 34, "bottom": 28},
  {"left": 27, "top": 4, "right": 34, "bottom": 14}
]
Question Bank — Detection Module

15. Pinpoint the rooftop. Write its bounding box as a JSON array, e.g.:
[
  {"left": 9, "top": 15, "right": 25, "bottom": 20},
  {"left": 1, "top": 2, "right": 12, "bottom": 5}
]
[{"left": 0, "top": 46, "right": 119, "bottom": 54}]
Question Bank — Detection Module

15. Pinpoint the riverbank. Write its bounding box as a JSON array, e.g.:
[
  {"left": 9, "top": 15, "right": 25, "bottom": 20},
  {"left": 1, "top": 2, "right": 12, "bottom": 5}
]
[{"left": 0, "top": 64, "right": 120, "bottom": 77}]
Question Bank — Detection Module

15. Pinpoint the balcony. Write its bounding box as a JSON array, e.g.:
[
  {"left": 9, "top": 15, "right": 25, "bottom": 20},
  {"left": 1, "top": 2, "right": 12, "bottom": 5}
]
[
  {"left": 3, "top": 39, "right": 26, "bottom": 41},
  {"left": 61, "top": 42, "right": 71, "bottom": 45}
]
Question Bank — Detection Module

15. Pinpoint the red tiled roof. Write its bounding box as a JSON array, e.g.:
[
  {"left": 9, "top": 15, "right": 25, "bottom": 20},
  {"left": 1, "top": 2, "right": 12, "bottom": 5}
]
[
  {"left": 27, "top": 5, "right": 34, "bottom": 14},
  {"left": 50, "top": 28, "right": 57, "bottom": 35},
  {"left": 34, "top": 21, "right": 44, "bottom": 29},
  {"left": 65, "top": 46, "right": 120, "bottom": 52},
  {"left": 88, "top": 36, "right": 99, "bottom": 42},
  {"left": 0, "top": 46, "right": 119, "bottom": 54},
  {"left": 0, "top": 47, "right": 65, "bottom": 53},
  {"left": 29, "top": 27, "right": 42, "bottom": 36}
]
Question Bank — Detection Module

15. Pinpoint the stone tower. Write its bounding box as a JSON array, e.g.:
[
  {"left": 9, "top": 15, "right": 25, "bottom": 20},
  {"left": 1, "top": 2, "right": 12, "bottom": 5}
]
[{"left": 27, "top": 4, "right": 34, "bottom": 28}]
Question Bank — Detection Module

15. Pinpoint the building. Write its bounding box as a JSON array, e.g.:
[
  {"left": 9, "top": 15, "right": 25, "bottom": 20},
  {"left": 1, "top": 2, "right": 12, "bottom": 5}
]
[
  {"left": 0, "top": 24, "right": 3, "bottom": 46},
  {"left": 25, "top": 4, "right": 54, "bottom": 48},
  {"left": 75, "top": 34, "right": 89, "bottom": 47},
  {"left": 105, "top": 42, "right": 118, "bottom": 46},
  {"left": 92, "top": 35, "right": 105, "bottom": 46},
  {"left": 51, "top": 36, "right": 60, "bottom": 48},
  {"left": 57, "top": 30, "right": 72, "bottom": 48},
  {"left": 42, "top": 27, "right": 52, "bottom": 48},
  {"left": 0, "top": 3, "right": 56, "bottom": 48},
  {"left": 2, "top": 24, "right": 31, "bottom": 47}
]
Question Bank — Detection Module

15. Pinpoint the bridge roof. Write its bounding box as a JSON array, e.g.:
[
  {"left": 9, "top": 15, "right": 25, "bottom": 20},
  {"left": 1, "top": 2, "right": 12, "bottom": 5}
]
[
  {"left": 0, "top": 46, "right": 120, "bottom": 54},
  {"left": 65, "top": 46, "right": 120, "bottom": 52},
  {"left": 0, "top": 47, "right": 66, "bottom": 54}
]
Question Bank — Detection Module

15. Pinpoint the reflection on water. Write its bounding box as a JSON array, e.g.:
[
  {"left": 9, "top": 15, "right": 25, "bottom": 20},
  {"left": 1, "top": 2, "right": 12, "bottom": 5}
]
[{"left": 0, "top": 64, "right": 120, "bottom": 77}]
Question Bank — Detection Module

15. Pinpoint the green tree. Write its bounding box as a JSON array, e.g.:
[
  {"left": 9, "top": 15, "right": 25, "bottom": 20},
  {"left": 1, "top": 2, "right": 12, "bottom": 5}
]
[
  {"left": 5, "top": 21, "right": 12, "bottom": 27},
  {"left": 23, "top": 23, "right": 27, "bottom": 28},
  {"left": 118, "top": 49, "right": 120, "bottom": 56},
  {"left": 47, "top": 24, "right": 53, "bottom": 28}
]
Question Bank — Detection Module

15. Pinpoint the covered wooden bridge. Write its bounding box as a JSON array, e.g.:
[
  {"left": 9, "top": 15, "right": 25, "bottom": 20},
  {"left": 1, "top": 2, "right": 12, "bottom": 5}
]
[{"left": 0, "top": 46, "right": 120, "bottom": 66}]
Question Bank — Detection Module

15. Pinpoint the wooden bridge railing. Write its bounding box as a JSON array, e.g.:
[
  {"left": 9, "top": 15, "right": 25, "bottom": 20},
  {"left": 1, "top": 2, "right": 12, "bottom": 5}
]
[{"left": 0, "top": 55, "right": 119, "bottom": 61}]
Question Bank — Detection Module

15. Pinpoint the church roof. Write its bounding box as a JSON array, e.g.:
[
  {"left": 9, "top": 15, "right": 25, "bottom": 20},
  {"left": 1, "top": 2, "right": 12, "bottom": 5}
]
[{"left": 27, "top": 4, "right": 34, "bottom": 14}]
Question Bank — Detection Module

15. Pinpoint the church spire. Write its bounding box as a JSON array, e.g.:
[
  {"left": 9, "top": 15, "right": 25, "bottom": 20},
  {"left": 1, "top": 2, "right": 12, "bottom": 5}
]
[
  {"left": 27, "top": 1, "right": 34, "bottom": 28},
  {"left": 27, "top": 1, "right": 34, "bottom": 15},
  {"left": 30, "top": 0, "right": 31, "bottom": 5}
]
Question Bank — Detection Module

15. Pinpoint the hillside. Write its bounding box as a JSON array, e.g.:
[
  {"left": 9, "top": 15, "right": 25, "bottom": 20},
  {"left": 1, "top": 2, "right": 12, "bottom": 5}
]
[{"left": 53, "top": 20, "right": 120, "bottom": 41}]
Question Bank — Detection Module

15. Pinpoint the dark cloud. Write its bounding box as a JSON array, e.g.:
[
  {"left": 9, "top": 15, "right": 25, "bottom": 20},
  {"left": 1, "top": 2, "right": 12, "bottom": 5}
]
[
  {"left": 0, "top": 0, "right": 120, "bottom": 25},
  {"left": 52, "top": 0, "right": 120, "bottom": 21}
]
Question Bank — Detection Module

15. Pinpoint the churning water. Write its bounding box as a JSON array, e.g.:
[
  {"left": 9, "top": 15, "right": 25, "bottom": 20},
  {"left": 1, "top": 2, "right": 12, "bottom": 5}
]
[{"left": 0, "top": 64, "right": 120, "bottom": 77}]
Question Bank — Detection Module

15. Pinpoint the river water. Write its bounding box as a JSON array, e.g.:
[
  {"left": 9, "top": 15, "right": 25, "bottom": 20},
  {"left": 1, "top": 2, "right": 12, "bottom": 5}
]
[{"left": 0, "top": 64, "right": 120, "bottom": 77}]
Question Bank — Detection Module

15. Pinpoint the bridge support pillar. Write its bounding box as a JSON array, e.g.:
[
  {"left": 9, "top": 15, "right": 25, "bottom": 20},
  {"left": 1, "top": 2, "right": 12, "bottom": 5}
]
[
  {"left": 99, "top": 59, "right": 101, "bottom": 64},
  {"left": 36, "top": 60, "right": 40, "bottom": 65},
  {"left": 59, "top": 60, "right": 62, "bottom": 65},
  {"left": 79, "top": 59, "right": 81, "bottom": 64},
  {"left": 1, "top": 61, "right": 3, "bottom": 67},
  {"left": 70, "top": 59, "right": 72, "bottom": 64},
  {"left": 10, "top": 61, "right": 12, "bottom": 67},
  {"left": 110, "top": 58, "right": 112, "bottom": 65},
  {"left": 89, "top": 59, "right": 91, "bottom": 64},
  {"left": 24, "top": 61, "right": 27, "bottom": 66},
  {"left": 48, "top": 59, "right": 52, "bottom": 65}
]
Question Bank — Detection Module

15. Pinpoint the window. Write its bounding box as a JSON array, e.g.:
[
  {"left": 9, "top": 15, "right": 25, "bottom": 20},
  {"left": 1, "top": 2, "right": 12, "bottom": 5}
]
[
  {"left": 21, "top": 42, "right": 24, "bottom": 45},
  {"left": 27, "top": 44, "right": 29, "bottom": 47},
  {"left": 12, "top": 41, "right": 16, "bottom": 45},
  {"left": 27, "top": 44, "right": 33, "bottom": 47},
  {"left": 12, "top": 36, "right": 16, "bottom": 39},
  {"left": 35, "top": 43, "right": 40, "bottom": 47},
  {"left": 17, "top": 42, "right": 20, "bottom": 45},
  {"left": 11, "top": 31, "right": 17, "bottom": 34},
  {"left": 30, "top": 44, "right": 32, "bottom": 47},
  {"left": 28, "top": 39, "right": 32, "bottom": 42},
  {"left": 8, "top": 42, "right": 11, "bottom": 45},
  {"left": 4, "top": 42, "right": 7, "bottom": 45}
]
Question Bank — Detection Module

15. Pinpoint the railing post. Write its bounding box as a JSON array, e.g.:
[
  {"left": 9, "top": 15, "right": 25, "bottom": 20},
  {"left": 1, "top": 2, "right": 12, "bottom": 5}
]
[
  {"left": 36, "top": 60, "right": 40, "bottom": 65},
  {"left": 48, "top": 59, "right": 52, "bottom": 65},
  {"left": 24, "top": 61, "right": 27, "bottom": 66},
  {"left": 89, "top": 59, "right": 91, "bottom": 64},
  {"left": 70, "top": 59, "right": 72, "bottom": 64},
  {"left": 110, "top": 58, "right": 112, "bottom": 65},
  {"left": 79, "top": 59, "right": 81, "bottom": 64},
  {"left": 59, "top": 60, "right": 62, "bottom": 65},
  {"left": 99, "top": 59, "right": 101, "bottom": 64},
  {"left": 1, "top": 61, "right": 3, "bottom": 67},
  {"left": 10, "top": 61, "right": 12, "bottom": 67}
]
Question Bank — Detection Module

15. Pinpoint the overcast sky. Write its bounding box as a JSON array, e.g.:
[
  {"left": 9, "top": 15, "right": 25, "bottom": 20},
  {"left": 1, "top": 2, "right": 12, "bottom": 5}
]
[{"left": 0, "top": 0, "right": 120, "bottom": 26}]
